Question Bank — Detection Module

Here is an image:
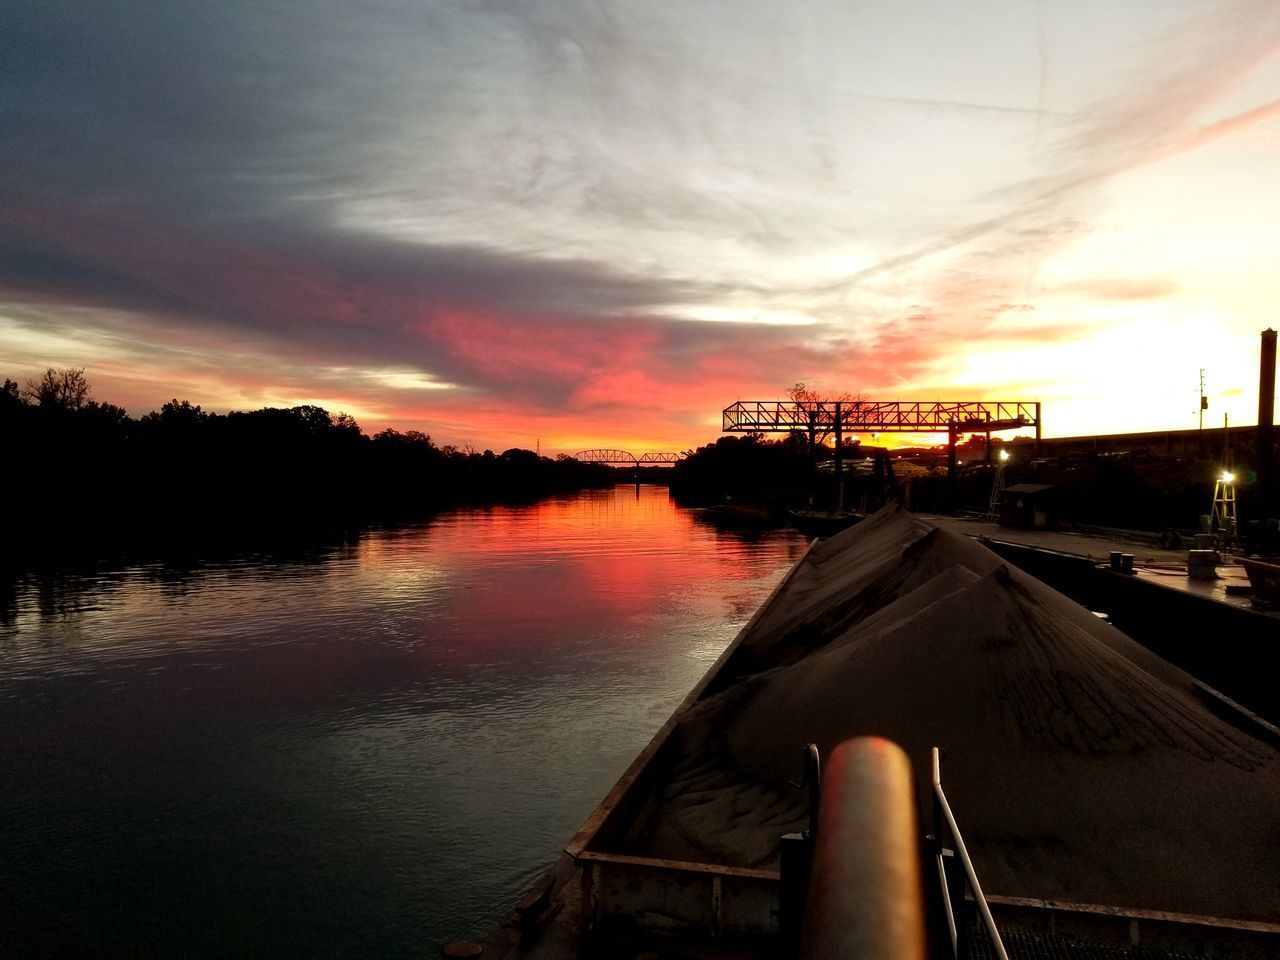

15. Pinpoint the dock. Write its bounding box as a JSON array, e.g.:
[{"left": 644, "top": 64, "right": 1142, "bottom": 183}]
[{"left": 920, "top": 514, "right": 1277, "bottom": 725}]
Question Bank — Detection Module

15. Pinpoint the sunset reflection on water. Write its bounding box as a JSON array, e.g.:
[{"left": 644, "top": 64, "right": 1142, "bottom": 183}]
[{"left": 0, "top": 485, "right": 806, "bottom": 958}]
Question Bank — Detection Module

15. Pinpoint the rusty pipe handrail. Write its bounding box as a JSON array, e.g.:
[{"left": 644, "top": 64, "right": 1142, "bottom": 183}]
[
  {"left": 931, "top": 747, "right": 1011, "bottom": 960},
  {"left": 800, "top": 737, "right": 926, "bottom": 960}
]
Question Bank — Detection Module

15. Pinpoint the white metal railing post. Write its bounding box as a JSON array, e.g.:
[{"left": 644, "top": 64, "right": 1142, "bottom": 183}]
[{"left": 931, "top": 748, "right": 1011, "bottom": 960}]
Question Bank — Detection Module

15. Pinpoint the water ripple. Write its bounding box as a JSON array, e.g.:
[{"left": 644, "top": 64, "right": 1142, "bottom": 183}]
[{"left": 0, "top": 485, "right": 806, "bottom": 958}]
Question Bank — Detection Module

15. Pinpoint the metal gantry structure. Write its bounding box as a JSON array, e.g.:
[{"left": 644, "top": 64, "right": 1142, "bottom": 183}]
[
  {"left": 722, "top": 399, "right": 1041, "bottom": 510},
  {"left": 723, "top": 400, "right": 1040, "bottom": 436}
]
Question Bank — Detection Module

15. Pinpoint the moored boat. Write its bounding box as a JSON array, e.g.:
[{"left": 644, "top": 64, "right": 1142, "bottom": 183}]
[{"left": 784, "top": 508, "right": 863, "bottom": 538}]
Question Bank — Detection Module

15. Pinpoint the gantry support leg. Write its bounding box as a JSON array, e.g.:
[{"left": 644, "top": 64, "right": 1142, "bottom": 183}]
[
  {"left": 834, "top": 403, "right": 844, "bottom": 512},
  {"left": 947, "top": 424, "right": 959, "bottom": 515}
]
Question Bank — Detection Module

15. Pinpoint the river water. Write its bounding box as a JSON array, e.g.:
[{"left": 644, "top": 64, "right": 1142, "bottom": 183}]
[{"left": 0, "top": 485, "right": 807, "bottom": 958}]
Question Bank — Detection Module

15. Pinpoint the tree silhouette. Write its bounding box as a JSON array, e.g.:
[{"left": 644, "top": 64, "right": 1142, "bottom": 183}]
[
  {"left": 787, "top": 381, "right": 860, "bottom": 447},
  {"left": 25, "top": 367, "right": 91, "bottom": 410},
  {"left": 0, "top": 367, "right": 614, "bottom": 557}
]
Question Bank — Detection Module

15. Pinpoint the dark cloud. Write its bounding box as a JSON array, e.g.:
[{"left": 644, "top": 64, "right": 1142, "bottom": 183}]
[
  {"left": 1, "top": 0, "right": 824, "bottom": 415},
  {"left": 0, "top": 184, "right": 821, "bottom": 410},
  {"left": 3, "top": 0, "right": 429, "bottom": 218}
]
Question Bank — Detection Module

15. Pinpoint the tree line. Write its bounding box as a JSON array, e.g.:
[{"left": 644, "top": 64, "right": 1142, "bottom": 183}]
[{"left": 2, "top": 368, "right": 613, "bottom": 554}]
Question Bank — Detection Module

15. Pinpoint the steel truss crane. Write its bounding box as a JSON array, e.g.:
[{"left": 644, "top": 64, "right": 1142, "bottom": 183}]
[
  {"left": 722, "top": 400, "right": 1039, "bottom": 435},
  {"left": 722, "top": 400, "right": 1041, "bottom": 511}
]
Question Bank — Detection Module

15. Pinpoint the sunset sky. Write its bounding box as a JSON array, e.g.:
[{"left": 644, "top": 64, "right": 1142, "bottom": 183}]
[{"left": 3, "top": 1, "right": 1279, "bottom": 454}]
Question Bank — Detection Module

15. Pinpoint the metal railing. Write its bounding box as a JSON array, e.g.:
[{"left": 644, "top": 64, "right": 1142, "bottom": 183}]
[
  {"left": 782, "top": 740, "right": 1011, "bottom": 960},
  {"left": 931, "top": 747, "right": 1010, "bottom": 960}
]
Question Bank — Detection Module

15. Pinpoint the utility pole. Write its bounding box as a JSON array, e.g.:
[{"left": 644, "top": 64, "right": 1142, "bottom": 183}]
[
  {"left": 1259, "top": 329, "right": 1277, "bottom": 518},
  {"left": 1199, "top": 369, "right": 1207, "bottom": 432}
]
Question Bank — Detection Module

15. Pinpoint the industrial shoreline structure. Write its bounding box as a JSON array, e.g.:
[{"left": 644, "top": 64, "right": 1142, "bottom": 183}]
[{"left": 722, "top": 400, "right": 1040, "bottom": 507}]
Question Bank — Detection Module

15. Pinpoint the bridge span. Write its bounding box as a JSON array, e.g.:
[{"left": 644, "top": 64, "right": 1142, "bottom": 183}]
[{"left": 573, "top": 449, "right": 681, "bottom": 466}]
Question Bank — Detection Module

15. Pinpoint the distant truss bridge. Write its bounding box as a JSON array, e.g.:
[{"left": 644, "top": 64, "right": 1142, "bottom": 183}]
[{"left": 573, "top": 449, "right": 682, "bottom": 466}]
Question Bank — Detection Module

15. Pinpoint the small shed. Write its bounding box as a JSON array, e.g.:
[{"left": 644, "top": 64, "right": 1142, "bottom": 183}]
[{"left": 999, "top": 483, "right": 1057, "bottom": 529}]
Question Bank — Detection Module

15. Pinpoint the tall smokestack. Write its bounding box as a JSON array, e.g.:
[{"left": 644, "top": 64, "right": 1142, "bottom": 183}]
[{"left": 1258, "top": 328, "right": 1276, "bottom": 516}]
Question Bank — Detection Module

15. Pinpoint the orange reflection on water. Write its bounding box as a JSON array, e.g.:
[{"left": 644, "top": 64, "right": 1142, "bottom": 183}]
[
  {"left": 0, "top": 483, "right": 808, "bottom": 958},
  {"left": 321, "top": 485, "right": 807, "bottom": 675}
]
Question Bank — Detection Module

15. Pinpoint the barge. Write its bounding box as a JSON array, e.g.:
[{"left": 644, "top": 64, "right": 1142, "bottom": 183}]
[{"left": 465, "top": 506, "right": 1280, "bottom": 960}]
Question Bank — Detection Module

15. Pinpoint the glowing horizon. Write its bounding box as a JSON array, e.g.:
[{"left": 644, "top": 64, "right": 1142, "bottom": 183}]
[{"left": 3, "top": 2, "right": 1278, "bottom": 457}]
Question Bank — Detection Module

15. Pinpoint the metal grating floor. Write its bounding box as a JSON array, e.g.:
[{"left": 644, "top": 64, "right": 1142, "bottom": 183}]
[{"left": 967, "top": 922, "right": 1208, "bottom": 960}]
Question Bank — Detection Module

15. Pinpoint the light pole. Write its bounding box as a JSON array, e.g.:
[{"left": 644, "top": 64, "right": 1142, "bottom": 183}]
[{"left": 987, "top": 448, "right": 1009, "bottom": 519}]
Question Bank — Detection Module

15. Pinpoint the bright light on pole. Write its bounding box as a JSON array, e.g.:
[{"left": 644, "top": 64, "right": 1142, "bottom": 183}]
[
  {"left": 1220, "top": 471, "right": 1234, "bottom": 483},
  {"left": 998, "top": 449, "right": 1010, "bottom": 462}
]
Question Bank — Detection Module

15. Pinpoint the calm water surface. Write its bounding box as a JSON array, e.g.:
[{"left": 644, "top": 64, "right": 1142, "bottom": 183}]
[{"left": 0, "top": 485, "right": 806, "bottom": 958}]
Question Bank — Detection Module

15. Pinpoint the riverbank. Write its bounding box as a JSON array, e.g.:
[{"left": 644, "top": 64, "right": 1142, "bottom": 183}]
[
  {"left": 0, "top": 479, "right": 624, "bottom": 580},
  {"left": 1, "top": 382, "right": 620, "bottom": 576}
]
